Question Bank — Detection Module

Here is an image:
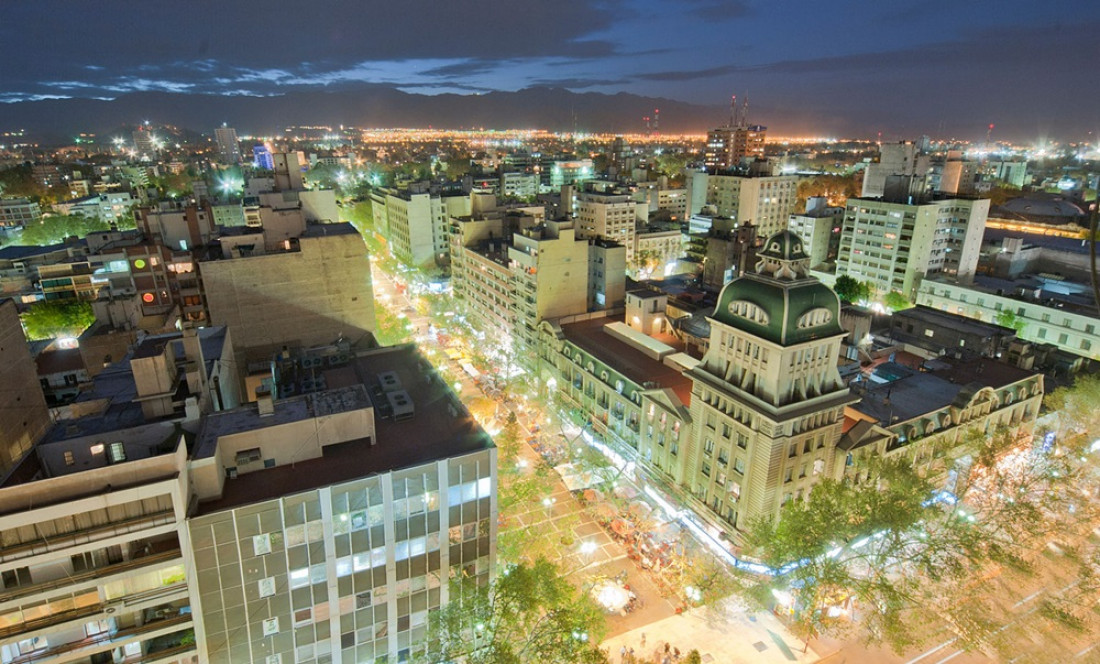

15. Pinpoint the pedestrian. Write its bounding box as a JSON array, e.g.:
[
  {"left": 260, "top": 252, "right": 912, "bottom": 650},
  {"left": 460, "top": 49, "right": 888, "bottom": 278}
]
[
  {"left": 641, "top": 632, "right": 646, "bottom": 648},
  {"left": 620, "top": 645, "right": 626, "bottom": 663},
  {"left": 664, "top": 642, "right": 670, "bottom": 654},
  {"left": 629, "top": 646, "right": 635, "bottom": 663},
  {"left": 674, "top": 647, "right": 681, "bottom": 660}
]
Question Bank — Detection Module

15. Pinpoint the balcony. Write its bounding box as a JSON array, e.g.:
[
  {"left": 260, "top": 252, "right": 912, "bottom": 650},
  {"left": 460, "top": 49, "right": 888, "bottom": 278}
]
[
  {"left": 0, "top": 510, "right": 176, "bottom": 565},
  {"left": 7, "top": 611, "right": 192, "bottom": 664},
  {"left": 0, "top": 547, "right": 182, "bottom": 606}
]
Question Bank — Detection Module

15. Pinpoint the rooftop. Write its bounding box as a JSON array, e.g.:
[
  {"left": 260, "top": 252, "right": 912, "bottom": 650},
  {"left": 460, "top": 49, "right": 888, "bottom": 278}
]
[
  {"left": 196, "top": 344, "right": 491, "bottom": 514},
  {"left": 561, "top": 316, "right": 693, "bottom": 406},
  {"left": 890, "top": 305, "right": 1016, "bottom": 338},
  {"left": 852, "top": 357, "right": 1034, "bottom": 426},
  {"left": 192, "top": 385, "right": 372, "bottom": 459},
  {"left": 0, "top": 242, "right": 75, "bottom": 261}
]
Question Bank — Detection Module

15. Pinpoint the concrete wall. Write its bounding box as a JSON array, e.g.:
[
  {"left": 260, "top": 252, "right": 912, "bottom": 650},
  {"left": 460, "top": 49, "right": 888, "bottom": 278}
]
[
  {"left": 201, "top": 229, "right": 377, "bottom": 360},
  {"left": 0, "top": 300, "right": 51, "bottom": 473}
]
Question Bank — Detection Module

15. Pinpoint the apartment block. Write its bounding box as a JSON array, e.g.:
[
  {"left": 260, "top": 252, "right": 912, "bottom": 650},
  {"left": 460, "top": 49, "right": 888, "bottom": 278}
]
[
  {"left": 786, "top": 197, "right": 843, "bottom": 269},
  {"left": 861, "top": 141, "right": 931, "bottom": 198},
  {"left": 0, "top": 200, "right": 41, "bottom": 229},
  {"left": 574, "top": 185, "right": 638, "bottom": 262},
  {"left": 704, "top": 125, "right": 766, "bottom": 171},
  {"left": 371, "top": 185, "right": 470, "bottom": 269},
  {"left": 704, "top": 172, "right": 798, "bottom": 238},
  {"left": 188, "top": 344, "right": 496, "bottom": 664},
  {"left": 836, "top": 196, "right": 989, "bottom": 300}
]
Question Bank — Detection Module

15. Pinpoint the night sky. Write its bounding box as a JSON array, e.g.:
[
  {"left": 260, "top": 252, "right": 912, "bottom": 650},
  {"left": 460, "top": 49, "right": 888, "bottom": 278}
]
[{"left": 2, "top": 0, "right": 1098, "bottom": 139}]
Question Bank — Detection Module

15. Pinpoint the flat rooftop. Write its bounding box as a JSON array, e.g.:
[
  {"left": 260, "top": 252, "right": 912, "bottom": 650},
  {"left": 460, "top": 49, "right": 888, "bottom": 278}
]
[
  {"left": 192, "top": 384, "right": 373, "bottom": 460},
  {"left": 891, "top": 305, "right": 1014, "bottom": 338},
  {"left": 853, "top": 357, "right": 1034, "bottom": 425},
  {"left": 561, "top": 316, "right": 693, "bottom": 406},
  {"left": 196, "top": 344, "right": 491, "bottom": 514}
]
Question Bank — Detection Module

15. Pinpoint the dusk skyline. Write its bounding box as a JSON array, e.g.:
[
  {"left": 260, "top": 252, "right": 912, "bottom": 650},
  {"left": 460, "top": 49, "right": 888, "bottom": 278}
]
[{"left": 2, "top": 1, "right": 1100, "bottom": 139}]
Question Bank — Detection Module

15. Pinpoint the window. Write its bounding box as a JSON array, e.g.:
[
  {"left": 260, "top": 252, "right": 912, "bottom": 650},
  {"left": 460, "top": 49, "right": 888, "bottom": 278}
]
[
  {"left": 107, "top": 441, "right": 126, "bottom": 464},
  {"left": 253, "top": 533, "right": 272, "bottom": 555},
  {"left": 717, "top": 449, "right": 729, "bottom": 466},
  {"left": 788, "top": 443, "right": 798, "bottom": 458},
  {"left": 734, "top": 458, "right": 745, "bottom": 474},
  {"left": 258, "top": 577, "right": 276, "bottom": 598},
  {"left": 63, "top": 450, "right": 75, "bottom": 466},
  {"left": 263, "top": 618, "right": 279, "bottom": 636},
  {"left": 2, "top": 567, "right": 31, "bottom": 589},
  {"left": 294, "top": 608, "right": 312, "bottom": 626},
  {"left": 701, "top": 462, "right": 711, "bottom": 477},
  {"left": 703, "top": 439, "right": 714, "bottom": 456},
  {"left": 784, "top": 468, "right": 793, "bottom": 483}
]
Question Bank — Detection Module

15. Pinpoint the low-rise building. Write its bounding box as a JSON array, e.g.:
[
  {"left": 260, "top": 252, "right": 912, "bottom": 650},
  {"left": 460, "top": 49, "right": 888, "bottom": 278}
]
[
  {"left": 916, "top": 274, "right": 1100, "bottom": 362},
  {"left": 0, "top": 199, "right": 42, "bottom": 228}
]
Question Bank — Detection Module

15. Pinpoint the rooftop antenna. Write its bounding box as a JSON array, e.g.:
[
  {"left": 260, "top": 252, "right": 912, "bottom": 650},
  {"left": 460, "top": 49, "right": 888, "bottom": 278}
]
[
  {"left": 730, "top": 95, "right": 737, "bottom": 127},
  {"left": 741, "top": 95, "right": 749, "bottom": 126},
  {"left": 986, "top": 123, "right": 995, "bottom": 146},
  {"left": 653, "top": 108, "right": 659, "bottom": 136}
]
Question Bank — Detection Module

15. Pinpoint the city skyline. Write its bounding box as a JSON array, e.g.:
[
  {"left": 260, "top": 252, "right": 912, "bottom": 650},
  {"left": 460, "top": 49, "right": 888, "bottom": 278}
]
[{"left": 1, "top": 1, "right": 1099, "bottom": 140}]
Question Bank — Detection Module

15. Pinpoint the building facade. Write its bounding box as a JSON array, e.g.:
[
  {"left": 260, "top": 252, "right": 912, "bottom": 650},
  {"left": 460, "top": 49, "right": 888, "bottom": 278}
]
[
  {"left": 705, "top": 173, "right": 798, "bottom": 239},
  {"left": 836, "top": 196, "right": 989, "bottom": 300}
]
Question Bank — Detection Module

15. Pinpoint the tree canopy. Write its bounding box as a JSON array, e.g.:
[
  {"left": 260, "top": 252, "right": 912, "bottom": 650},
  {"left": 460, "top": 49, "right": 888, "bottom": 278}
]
[
  {"left": 15, "top": 214, "right": 112, "bottom": 246},
  {"left": 21, "top": 299, "right": 96, "bottom": 340},
  {"left": 833, "top": 275, "right": 870, "bottom": 303},
  {"left": 742, "top": 425, "right": 1100, "bottom": 656},
  {"left": 422, "top": 559, "right": 608, "bottom": 664}
]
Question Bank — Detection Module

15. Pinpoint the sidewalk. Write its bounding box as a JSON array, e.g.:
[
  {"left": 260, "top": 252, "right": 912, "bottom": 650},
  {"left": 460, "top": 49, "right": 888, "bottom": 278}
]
[{"left": 601, "top": 600, "right": 822, "bottom": 664}]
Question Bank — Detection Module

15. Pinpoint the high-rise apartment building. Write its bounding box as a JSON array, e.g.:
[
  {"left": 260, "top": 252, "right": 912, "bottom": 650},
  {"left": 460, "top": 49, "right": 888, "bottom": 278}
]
[
  {"left": 0, "top": 340, "right": 494, "bottom": 664},
  {"left": 214, "top": 126, "right": 241, "bottom": 165},
  {"left": 574, "top": 184, "right": 638, "bottom": 262},
  {"left": 704, "top": 172, "right": 798, "bottom": 239},
  {"left": 704, "top": 125, "right": 766, "bottom": 171},
  {"left": 201, "top": 223, "right": 378, "bottom": 360},
  {"left": 370, "top": 185, "right": 471, "bottom": 269},
  {"left": 836, "top": 196, "right": 989, "bottom": 300}
]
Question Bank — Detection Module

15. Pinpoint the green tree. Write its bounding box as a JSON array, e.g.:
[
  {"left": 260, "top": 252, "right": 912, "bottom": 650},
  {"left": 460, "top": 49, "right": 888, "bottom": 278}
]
[
  {"left": 994, "top": 309, "right": 1025, "bottom": 333},
  {"left": 423, "top": 559, "right": 608, "bottom": 664},
  {"left": 743, "top": 427, "right": 1099, "bottom": 654},
  {"left": 17, "top": 214, "right": 111, "bottom": 246},
  {"left": 21, "top": 299, "right": 96, "bottom": 340},
  {"left": 882, "top": 290, "right": 912, "bottom": 311},
  {"left": 833, "top": 275, "right": 869, "bottom": 303},
  {"left": 654, "top": 152, "right": 691, "bottom": 185},
  {"left": 630, "top": 249, "right": 662, "bottom": 279},
  {"left": 0, "top": 163, "right": 48, "bottom": 201}
]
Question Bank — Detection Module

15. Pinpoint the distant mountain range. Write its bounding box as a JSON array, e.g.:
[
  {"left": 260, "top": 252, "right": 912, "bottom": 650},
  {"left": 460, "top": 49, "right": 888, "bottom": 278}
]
[{"left": 3, "top": 86, "right": 739, "bottom": 143}]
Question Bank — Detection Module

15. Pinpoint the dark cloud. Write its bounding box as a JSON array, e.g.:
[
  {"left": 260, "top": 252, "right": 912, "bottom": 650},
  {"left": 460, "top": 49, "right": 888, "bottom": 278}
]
[
  {"left": 688, "top": 0, "right": 752, "bottom": 20},
  {"left": 634, "top": 64, "right": 745, "bottom": 82},
  {"left": 1, "top": 0, "right": 1098, "bottom": 139},
  {"left": 530, "top": 77, "right": 633, "bottom": 89},
  {"left": 420, "top": 59, "right": 504, "bottom": 80},
  {"left": 0, "top": 0, "right": 622, "bottom": 90}
]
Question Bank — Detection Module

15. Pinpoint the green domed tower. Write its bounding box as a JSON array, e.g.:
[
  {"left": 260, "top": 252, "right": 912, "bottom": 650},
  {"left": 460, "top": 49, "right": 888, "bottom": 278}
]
[{"left": 685, "top": 230, "right": 856, "bottom": 531}]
